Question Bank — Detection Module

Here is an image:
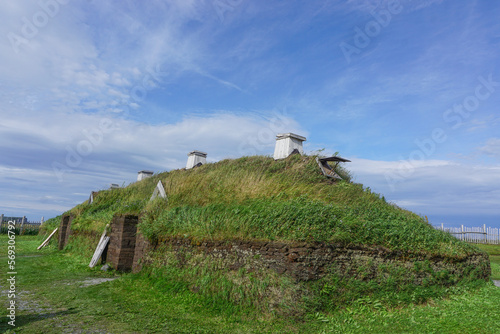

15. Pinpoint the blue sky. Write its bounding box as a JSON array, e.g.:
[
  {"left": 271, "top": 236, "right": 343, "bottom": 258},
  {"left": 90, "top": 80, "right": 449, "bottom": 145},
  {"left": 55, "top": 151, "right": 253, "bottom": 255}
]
[{"left": 1, "top": 0, "right": 499, "bottom": 228}]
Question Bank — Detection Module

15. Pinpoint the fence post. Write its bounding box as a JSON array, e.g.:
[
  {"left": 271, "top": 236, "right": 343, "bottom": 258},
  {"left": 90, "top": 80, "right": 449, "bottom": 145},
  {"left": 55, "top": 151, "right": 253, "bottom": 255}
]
[
  {"left": 483, "top": 224, "right": 486, "bottom": 244},
  {"left": 441, "top": 223, "right": 444, "bottom": 231},
  {"left": 0, "top": 214, "right": 3, "bottom": 223},
  {"left": 20, "top": 216, "right": 26, "bottom": 235},
  {"left": 41, "top": 216, "right": 45, "bottom": 224}
]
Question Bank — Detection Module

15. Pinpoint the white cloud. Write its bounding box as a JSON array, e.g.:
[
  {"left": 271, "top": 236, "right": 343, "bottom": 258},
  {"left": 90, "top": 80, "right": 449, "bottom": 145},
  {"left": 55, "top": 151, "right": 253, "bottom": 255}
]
[
  {"left": 349, "top": 158, "right": 500, "bottom": 217},
  {"left": 480, "top": 138, "right": 500, "bottom": 158},
  {"left": 0, "top": 110, "right": 303, "bottom": 219}
]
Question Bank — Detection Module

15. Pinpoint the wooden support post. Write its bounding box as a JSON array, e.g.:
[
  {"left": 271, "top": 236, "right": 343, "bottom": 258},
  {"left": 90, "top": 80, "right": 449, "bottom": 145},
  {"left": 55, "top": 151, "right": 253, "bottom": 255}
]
[
  {"left": 108, "top": 215, "right": 138, "bottom": 271},
  {"left": 58, "top": 215, "right": 73, "bottom": 250}
]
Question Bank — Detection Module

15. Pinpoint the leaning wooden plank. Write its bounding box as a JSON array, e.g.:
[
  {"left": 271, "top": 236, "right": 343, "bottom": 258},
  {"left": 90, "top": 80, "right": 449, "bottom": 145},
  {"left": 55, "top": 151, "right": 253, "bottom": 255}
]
[
  {"left": 37, "top": 228, "right": 58, "bottom": 249},
  {"left": 37, "top": 228, "right": 58, "bottom": 250},
  {"left": 89, "top": 236, "right": 110, "bottom": 268},
  {"left": 89, "top": 226, "right": 109, "bottom": 267},
  {"left": 89, "top": 236, "right": 106, "bottom": 268}
]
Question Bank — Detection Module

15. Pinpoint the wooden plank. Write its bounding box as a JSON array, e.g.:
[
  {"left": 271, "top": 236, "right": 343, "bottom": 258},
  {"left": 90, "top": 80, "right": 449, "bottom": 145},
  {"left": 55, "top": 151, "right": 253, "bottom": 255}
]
[
  {"left": 319, "top": 156, "right": 351, "bottom": 163},
  {"left": 38, "top": 228, "right": 58, "bottom": 249},
  {"left": 89, "top": 236, "right": 110, "bottom": 268},
  {"left": 150, "top": 180, "right": 167, "bottom": 201},
  {"left": 37, "top": 228, "right": 58, "bottom": 250},
  {"left": 89, "top": 225, "right": 110, "bottom": 268}
]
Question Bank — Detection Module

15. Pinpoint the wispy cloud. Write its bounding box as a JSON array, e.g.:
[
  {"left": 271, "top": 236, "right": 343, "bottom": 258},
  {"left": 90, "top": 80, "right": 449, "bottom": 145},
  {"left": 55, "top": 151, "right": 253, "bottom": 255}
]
[
  {"left": 480, "top": 138, "right": 500, "bottom": 158},
  {"left": 349, "top": 158, "right": 500, "bottom": 217}
]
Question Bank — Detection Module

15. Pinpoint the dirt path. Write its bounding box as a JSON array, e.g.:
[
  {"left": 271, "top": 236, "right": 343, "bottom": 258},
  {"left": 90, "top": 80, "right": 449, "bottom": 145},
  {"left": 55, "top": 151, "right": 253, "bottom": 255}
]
[{"left": 1, "top": 277, "right": 117, "bottom": 333}]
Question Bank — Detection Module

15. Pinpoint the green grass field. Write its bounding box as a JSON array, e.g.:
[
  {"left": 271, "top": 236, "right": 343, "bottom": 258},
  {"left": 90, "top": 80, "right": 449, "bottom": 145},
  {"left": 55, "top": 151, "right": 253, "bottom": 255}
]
[{"left": 1, "top": 236, "right": 499, "bottom": 333}]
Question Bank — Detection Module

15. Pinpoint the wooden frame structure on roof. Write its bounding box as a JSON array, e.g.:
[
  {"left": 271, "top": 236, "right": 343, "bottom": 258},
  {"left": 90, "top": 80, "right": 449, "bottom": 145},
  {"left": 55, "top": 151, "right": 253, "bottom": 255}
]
[{"left": 316, "top": 156, "right": 351, "bottom": 180}]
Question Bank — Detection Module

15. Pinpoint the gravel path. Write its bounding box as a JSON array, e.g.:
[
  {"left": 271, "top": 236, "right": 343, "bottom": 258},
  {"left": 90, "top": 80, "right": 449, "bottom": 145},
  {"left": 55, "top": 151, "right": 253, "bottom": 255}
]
[
  {"left": 494, "top": 280, "right": 500, "bottom": 287},
  {"left": 63, "top": 277, "right": 118, "bottom": 287}
]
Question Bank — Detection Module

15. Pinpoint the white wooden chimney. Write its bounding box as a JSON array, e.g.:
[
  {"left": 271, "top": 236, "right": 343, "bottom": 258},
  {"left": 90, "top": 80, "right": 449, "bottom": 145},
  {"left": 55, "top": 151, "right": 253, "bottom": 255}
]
[
  {"left": 137, "top": 170, "right": 154, "bottom": 181},
  {"left": 273, "top": 133, "right": 306, "bottom": 160},
  {"left": 186, "top": 150, "right": 207, "bottom": 169}
]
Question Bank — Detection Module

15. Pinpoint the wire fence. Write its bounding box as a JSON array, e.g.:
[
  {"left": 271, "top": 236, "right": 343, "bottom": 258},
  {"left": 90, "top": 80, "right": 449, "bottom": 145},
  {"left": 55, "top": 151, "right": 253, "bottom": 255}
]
[{"left": 435, "top": 224, "right": 500, "bottom": 245}]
